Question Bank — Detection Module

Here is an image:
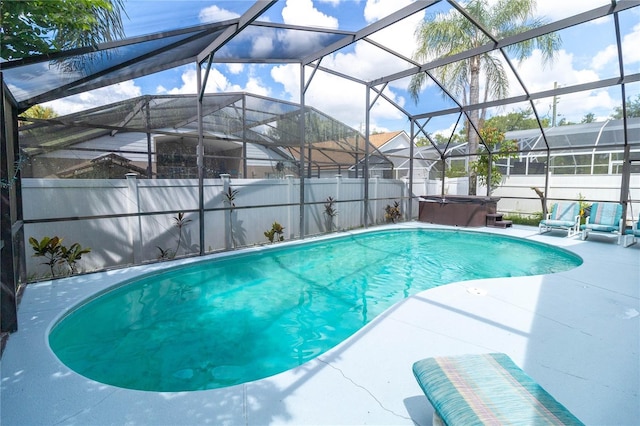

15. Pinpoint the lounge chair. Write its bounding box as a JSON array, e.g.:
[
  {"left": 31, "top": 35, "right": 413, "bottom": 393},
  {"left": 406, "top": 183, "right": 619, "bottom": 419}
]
[
  {"left": 580, "top": 202, "right": 623, "bottom": 243},
  {"left": 539, "top": 201, "right": 580, "bottom": 237},
  {"left": 412, "top": 353, "right": 584, "bottom": 425},
  {"left": 623, "top": 213, "right": 640, "bottom": 247}
]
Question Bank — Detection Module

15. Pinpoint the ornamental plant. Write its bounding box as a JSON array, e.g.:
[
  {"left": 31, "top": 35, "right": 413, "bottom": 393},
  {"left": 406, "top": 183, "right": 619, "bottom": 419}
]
[
  {"left": 472, "top": 127, "right": 519, "bottom": 193},
  {"left": 264, "top": 222, "right": 285, "bottom": 243},
  {"left": 384, "top": 201, "right": 402, "bottom": 223},
  {"left": 29, "top": 236, "right": 91, "bottom": 277}
]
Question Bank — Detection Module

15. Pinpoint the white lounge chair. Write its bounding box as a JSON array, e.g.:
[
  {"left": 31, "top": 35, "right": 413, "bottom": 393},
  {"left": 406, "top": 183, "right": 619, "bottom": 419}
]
[
  {"left": 580, "top": 202, "right": 623, "bottom": 243},
  {"left": 539, "top": 201, "right": 581, "bottom": 237}
]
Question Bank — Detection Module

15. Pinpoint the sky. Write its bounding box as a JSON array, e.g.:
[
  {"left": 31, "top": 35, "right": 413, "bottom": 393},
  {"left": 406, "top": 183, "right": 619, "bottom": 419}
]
[{"left": 43, "top": 0, "right": 640, "bottom": 137}]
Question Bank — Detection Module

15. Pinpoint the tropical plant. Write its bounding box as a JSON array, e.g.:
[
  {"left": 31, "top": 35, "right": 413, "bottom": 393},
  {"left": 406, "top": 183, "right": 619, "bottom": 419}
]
[
  {"left": 173, "top": 212, "right": 192, "bottom": 256},
  {"left": 323, "top": 196, "right": 338, "bottom": 232},
  {"left": 409, "top": 0, "right": 561, "bottom": 195},
  {"left": 471, "top": 127, "right": 518, "bottom": 193},
  {"left": 60, "top": 243, "right": 91, "bottom": 274},
  {"left": 29, "top": 236, "right": 64, "bottom": 277},
  {"left": 264, "top": 222, "right": 285, "bottom": 243},
  {"left": 156, "top": 246, "right": 174, "bottom": 260},
  {"left": 577, "top": 193, "right": 591, "bottom": 225},
  {"left": 1, "top": 0, "right": 127, "bottom": 60},
  {"left": 384, "top": 201, "right": 402, "bottom": 223},
  {"left": 157, "top": 212, "right": 192, "bottom": 260},
  {"left": 29, "top": 236, "right": 91, "bottom": 277},
  {"left": 224, "top": 187, "right": 239, "bottom": 247}
]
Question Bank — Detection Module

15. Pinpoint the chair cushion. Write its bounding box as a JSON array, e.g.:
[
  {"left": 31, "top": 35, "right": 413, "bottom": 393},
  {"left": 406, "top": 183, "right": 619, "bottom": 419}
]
[
  {"left": 541, "top": 219, "right": 576, "bottom": 228},
  {"left": 584, "top": 224, "right": 618, "bottom": 232},
  {"left": 551, "top": 202, "right": 578, "bottom": 222},
  {"left": 589, "top": 202, "right": 621, "bottom": 226},
  {"left": 412, "top": 353, "right": 584, "bottom": 425}
]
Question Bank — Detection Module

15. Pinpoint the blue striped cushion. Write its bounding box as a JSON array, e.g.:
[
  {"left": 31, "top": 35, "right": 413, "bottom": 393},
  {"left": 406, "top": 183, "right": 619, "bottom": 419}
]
[
  {"left": 413, "top": 353, "right": 584, "bottom": 425},
  {"left": 589, "top": 202, "right": 621, "bottom": 227},
  {"left": 551, "top": 202, "right": 578, "bottom": 222}
]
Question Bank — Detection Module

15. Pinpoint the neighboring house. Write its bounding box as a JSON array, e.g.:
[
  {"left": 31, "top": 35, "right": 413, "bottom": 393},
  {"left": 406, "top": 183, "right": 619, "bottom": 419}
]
[
  {"left": 369, "top": 131, "right": 410, "bottom": 151},
  {"left": 356, "top": 131, "right": 432, "bottom": 180},
  {"left": 57, "top": 153, "right": 148, "bottom": 179}
]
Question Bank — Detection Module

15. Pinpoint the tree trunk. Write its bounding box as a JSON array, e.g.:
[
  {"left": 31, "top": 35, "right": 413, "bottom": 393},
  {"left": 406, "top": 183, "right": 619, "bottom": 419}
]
[{"left": 468, "top": 56, "right": 481, "bottom": 195}]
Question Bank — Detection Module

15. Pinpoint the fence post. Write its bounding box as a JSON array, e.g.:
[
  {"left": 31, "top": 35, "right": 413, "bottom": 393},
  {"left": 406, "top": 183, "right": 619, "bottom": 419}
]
[
  {"left": 221, "top": 174, "right": 231, "bottom": 249},
  {"left": 402, "top": 177, "right": 409, "bottom": 220},
  {"left": 126, "top": 173, "right": 142, "bottom": 263},
  {"left": 335, "top": 174, "right": 342, "bottom": 230},
  {"left": 287, "top": 175, "right": 295, "bottom": 239},
  {"left": 372, "top": 176, "right": 379, "bottom": 224}
]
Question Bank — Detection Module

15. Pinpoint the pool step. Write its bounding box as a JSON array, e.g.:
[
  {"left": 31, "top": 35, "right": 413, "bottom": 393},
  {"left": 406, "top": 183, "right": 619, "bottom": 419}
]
[{"left": 486, "top": 213, "right": 513, "bottom": 228}]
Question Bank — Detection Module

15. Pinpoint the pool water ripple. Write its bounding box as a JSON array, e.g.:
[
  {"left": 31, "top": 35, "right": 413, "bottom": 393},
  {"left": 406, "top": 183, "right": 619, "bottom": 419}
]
[{"left": 49, "top": 228, "right": 582, "bottom": 391}]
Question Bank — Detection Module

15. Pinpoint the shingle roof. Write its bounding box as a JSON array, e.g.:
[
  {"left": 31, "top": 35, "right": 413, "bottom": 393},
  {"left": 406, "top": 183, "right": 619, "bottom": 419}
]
[{"left": 368, "top": 131, "right": 404, "bottom": 149}]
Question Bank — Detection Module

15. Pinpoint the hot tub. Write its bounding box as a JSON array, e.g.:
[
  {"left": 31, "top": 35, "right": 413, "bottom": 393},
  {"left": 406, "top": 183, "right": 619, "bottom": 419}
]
[{"left": 418, "top": 195, "right": 499, "bottom": 227}]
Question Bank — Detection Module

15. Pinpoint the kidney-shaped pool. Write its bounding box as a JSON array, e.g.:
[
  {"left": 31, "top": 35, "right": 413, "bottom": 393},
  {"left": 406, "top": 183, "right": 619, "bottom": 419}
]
[{"left": 49, "top": 228, "right": 582, "bottom": 391}]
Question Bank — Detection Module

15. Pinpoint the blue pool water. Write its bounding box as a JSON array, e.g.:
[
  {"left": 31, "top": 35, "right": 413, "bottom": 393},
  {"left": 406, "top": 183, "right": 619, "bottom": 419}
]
[{"left": 49, "top": 228, "right": 582, "bottom": 392}]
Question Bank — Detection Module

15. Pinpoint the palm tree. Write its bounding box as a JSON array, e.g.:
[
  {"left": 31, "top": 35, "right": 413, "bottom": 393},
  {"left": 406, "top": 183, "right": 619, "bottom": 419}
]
[
  {"left": 409, "top": 0, "right": 561, "bottom": 195},
  {"left": 1, "top": 0, "right": 126, "bottom": 60}
]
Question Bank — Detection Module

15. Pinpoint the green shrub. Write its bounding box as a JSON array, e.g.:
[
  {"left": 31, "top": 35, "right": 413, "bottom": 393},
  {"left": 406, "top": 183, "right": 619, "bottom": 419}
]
[{"left": 503, "top": 212, "right": 543, "bottom": 226}]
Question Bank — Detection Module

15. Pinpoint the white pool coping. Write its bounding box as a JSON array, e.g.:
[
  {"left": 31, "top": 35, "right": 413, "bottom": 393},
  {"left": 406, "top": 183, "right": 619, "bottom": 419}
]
[{"left": 1, "top": 223, "right": 639, "bottom": 425}]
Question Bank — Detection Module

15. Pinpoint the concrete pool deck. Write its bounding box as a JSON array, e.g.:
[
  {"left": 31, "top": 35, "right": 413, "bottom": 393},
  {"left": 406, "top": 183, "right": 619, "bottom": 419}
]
[{"left": 1, "top": 223, "right": 638, "bottom": 425}]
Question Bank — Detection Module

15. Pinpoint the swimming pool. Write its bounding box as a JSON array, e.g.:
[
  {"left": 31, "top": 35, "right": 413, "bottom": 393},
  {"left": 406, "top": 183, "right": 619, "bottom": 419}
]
[{"left": 49, "top": 228, "right": 582, "bottom": 392}]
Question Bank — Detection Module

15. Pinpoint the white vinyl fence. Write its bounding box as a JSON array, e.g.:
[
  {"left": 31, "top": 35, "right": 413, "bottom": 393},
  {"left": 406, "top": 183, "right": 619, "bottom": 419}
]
[
  {"left": 22, "top": 172, "right": 638, "bottom": 279},
  {"left": 22, "top": 176, "right": 409, "bottom": 278}
]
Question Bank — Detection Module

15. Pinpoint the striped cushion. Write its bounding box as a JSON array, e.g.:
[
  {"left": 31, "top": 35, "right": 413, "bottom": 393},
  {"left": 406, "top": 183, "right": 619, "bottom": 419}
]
[
  {"left": 413, "top": 353, "right": 584, "bottom": 425},
  {"left": 589, "top": 202, "right": 621, "bottom": 227},
  {"left": 551, "top": 202, "right": 578, "bottom": 222}
]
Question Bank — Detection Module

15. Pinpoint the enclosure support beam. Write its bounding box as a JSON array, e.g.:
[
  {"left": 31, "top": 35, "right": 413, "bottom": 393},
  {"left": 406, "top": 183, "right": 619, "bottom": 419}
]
[
  {"left": 1, "top": 77, "right": 20, "bottom": 333},
  {"left": 542, "top": 150, "right": 551, "bottom": 217},
  {"left": 487, "top": 152, "right": 493, "bottom": 197},
  {"left": 145, "top": 100, "right": 153, "bottom": 178},
  {"left": 408, "top": 120, "right": 415, "bottom": 220},
  {"left": 196, "top": 64, "right": 206, "bottom": 255},
  {"left": 242, "top": 95, "right": 248, "bottom": 179},
  {"left": 364, "top": 87, "right": 371, "bottom": 227},
  {"left": 298, "top": 64, "right": 306, "bottom": 239},
  {"left": 620, "top": 144, "right": 631, "bottom": 230}
]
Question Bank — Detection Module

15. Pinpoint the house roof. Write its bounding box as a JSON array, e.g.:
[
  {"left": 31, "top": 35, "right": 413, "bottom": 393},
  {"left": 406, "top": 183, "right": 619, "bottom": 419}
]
[{"left": 368, "top": 131, "right": 405, "bottom": 150}]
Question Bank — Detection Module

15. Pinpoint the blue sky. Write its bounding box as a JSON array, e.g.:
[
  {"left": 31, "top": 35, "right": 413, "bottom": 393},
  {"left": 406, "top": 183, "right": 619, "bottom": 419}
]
[{"left": 44, "top": 0, "right": 640, "bottom": 136}]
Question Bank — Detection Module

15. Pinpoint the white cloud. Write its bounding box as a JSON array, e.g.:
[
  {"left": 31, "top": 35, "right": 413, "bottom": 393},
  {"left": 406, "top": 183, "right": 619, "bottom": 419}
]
[
  {"left": 590, "top": 45, "right": 617, "bottom": 71},
  {"left": 530, "top": 0, "right": 607, "bottom": 22},
  {"left": 43, "top": 81, "right": 142, "bottom": 115},
  {"left": 590, "top": 20, "right": 640, "bottom": 71},
  {"left": 509, "top": 49, "right": 618, "bottom": 121},
  {"left": 281, "top": 0, "right": 339, "bottom": 28},
  {"left": 251, "top": 35, "right": 275, "bottom": 58},
  {"left": 364, "top": 0, "right": 413, "bottom": 24},
  {"left": 318, "top": 0, "right": 343, "bottom": 6},
  {"left": 198, "top": 5, "right": 240, "bottom": 23},
  {"left": 622, "top": 22, "right": 640, "bottom": 65},
  {"left": 271, "top": 63, "right": 404, "bottom": 131},
  {"left": 227, "top": 64, "right": 245, "bottom": 74},
  {"left": 158, "top": 67, "right": 270, "bottom": 98},
  {"left": 514, "top": 50, "right": 601, "bottom": 92}
]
